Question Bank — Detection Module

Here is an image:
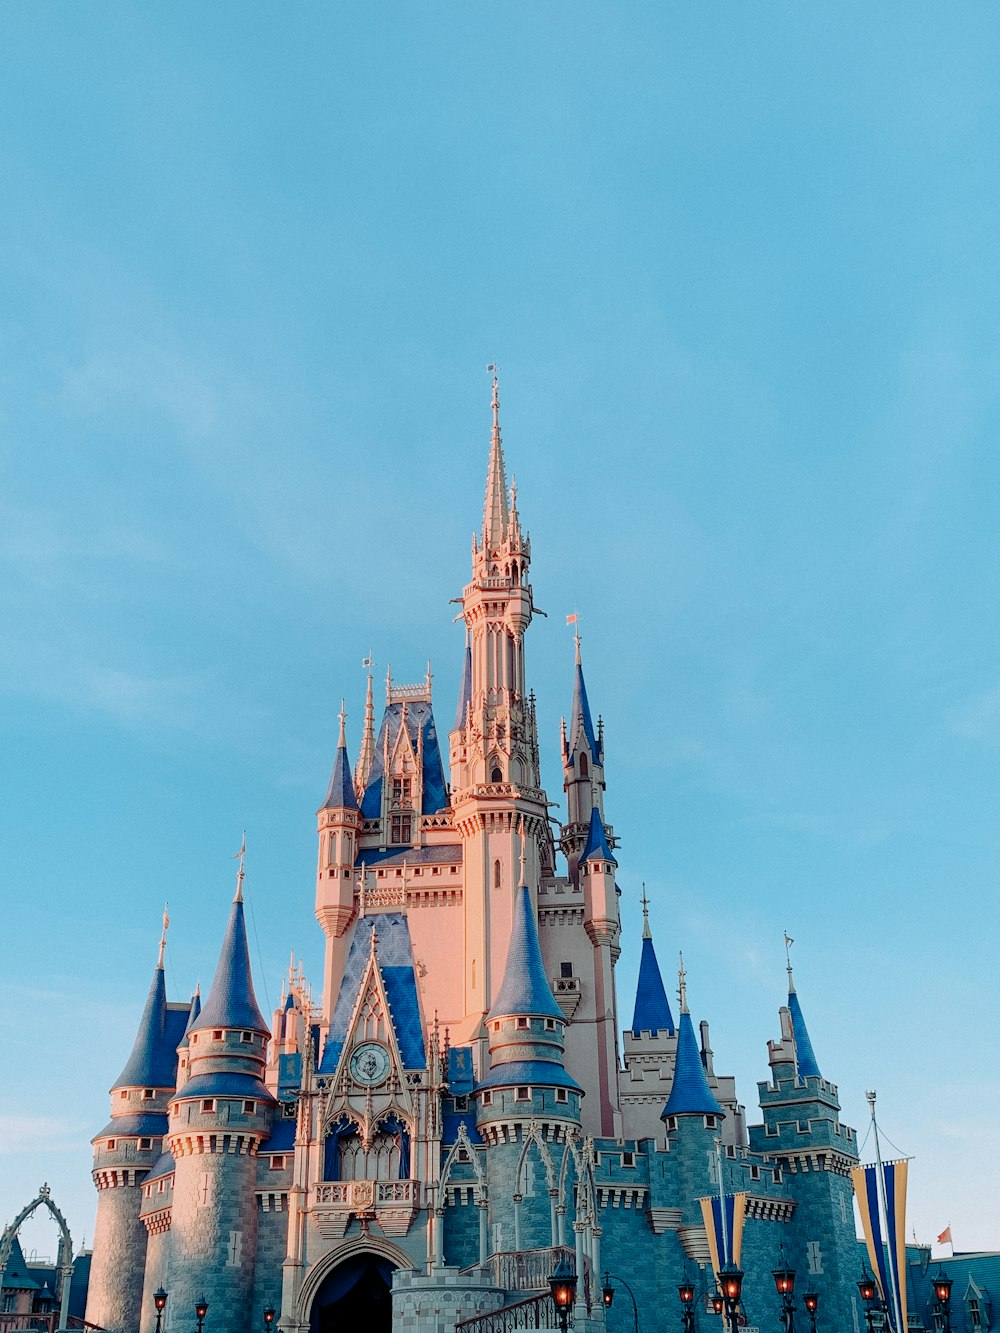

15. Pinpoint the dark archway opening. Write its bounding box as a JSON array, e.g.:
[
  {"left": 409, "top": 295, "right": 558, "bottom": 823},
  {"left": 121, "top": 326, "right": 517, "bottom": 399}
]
[{"left": 309, "top": 1254, "right": 395, "bottom": 1333}]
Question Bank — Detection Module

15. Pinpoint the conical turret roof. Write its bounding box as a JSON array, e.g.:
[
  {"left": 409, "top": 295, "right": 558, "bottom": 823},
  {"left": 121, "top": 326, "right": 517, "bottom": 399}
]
[
  {"left": 190, "top": 892, "right": 269, "bottom": 1035},
  {"left": 580, "top": 805, "right": 617, "bottom": 866},
  {"left": 662, "top": 1010, "right": 723, "bottom": 1118},
  {"left": 788, "top": 986, "right": 821, "bottom": 1079},
  {"left": 453, "top": 640, "right": 473, "bottom": 731},
  {"left": 569, "top": 641, "right": 600, "bottom": 759},
  {"left": 488, "top": 885, "right": 563, "bottom": 1022},
  {"left": 631, "top": 934, "right": 675, "bottom": 1036},
  {"left": 322, "top": 709, "right": 359, "bottom": 811},
  {"left": 112, "top": 959, "right": 177, "bottom": 1090}
]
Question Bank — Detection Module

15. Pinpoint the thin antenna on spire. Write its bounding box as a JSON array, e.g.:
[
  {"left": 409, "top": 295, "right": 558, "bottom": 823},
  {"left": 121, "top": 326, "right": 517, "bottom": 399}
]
[
  {"left": 233, "top": 832, "right": 246, "bottom": 903},
  {"left": 338, "top": 699, "right": 347, "bottom": 749},
  {"left": 678, "top": 951, "right": 688, "bottom": 1013},
  {"left": 157, "top": 904, "right": 170, "bottom": 968},
  {"left": 640, "top": 884, "right": 651, "bottom": 940},
  {"left": 784, "top": 931, "right": 795, "bottom": 992}
]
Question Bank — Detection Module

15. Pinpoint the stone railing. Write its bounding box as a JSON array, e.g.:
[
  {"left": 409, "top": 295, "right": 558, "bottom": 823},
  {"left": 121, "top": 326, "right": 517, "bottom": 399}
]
[
  {"left": 483, "top": 1246, "right": 587, "bottom": 1308},
  {"left": 312, "top": 1179, "right": 420, "bottom": 1239}
]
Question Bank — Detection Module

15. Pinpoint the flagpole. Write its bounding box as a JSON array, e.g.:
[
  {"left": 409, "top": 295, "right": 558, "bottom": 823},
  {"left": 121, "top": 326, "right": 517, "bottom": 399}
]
[
  {"left": 716, "top": 1138, "right": 729, "bottom": 1271},
  {"left": 867, "top": 1091, "right": 904, "bottom": 1333}
]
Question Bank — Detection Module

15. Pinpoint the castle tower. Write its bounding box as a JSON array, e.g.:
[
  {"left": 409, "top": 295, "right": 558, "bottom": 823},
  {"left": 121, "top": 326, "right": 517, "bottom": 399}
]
[
  {"left": 748, "top": 956, "right": 859, "bottom": 1316},
  {"left": 316, "top": 706, "right": 363, "bottom": 1025},
  {"left": 475, "top": 869, "right": 582, "bottom": 1257},
  {"left": 450, "top": 375, "right": 553, "bottom": 1037},
  {"left": 620, "top": 895, "right": 677, "bottom": 1140},
  {"left": 166, "top": 862, "right": 275, "bottom": 1333},
  {"left": 577, "top": 806, "right": 623, "bottom": 1135},
  {"left": 87, "top": 921, "right": 190, "bottom": 1333}
]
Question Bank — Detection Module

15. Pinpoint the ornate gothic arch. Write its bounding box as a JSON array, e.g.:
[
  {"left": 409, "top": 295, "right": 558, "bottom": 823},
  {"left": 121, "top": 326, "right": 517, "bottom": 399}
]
[
  {"left": 293, "top": 1235, "right": 415, "bottom": 1327},
  {"left": 0, "top": 1184, "right": 74, "bottom": 1329}
]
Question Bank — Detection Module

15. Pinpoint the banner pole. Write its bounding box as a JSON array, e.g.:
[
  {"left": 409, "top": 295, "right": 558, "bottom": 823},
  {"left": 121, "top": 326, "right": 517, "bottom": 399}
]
[{"left": 868, "top": 1091, "right": 904, "bottom": 1333}]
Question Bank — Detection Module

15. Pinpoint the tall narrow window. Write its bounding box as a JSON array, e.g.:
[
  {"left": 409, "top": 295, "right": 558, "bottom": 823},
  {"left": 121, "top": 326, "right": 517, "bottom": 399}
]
[
  {"left": 494, "top": 860, "right": 502, "bottom": 889},
  {"left": 579, "top": 753, "right": 589, "bottom": 778}
]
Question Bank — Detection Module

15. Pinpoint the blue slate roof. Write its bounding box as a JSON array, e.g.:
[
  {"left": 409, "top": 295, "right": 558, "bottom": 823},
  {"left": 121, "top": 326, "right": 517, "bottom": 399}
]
[
  {"left": 579, "top": 806, "right": 617, "bottom": 867},
  {"left": 113, "top": 964, "right": 190, "bottom": 1091},
  {"left": 360, "top": 699, "right": 448, "bottom": 818},
  {"left": 488, "top": 885, "right": 563, "bottom": 1021},
  {"left": 178, "top": 1071, "right": 276, "bottom": 1102},
  {"left": 322, "top": 739, "right": 359, "bottom": 811},
  {"left": 453, "top": 643, "right": 473, "bottom": 732},
  {"left": 356, "top": 843, "right": 463, "bottom": 868},
  {"left": 662, "top": 1011, "right": 723, "bottom": 1118},
  {"left": 260, "top": 1118, "right": 296, "bottom": 1152},
  {"left": 476, "top": 1059, "right": 582, "bottom": 1092},
  {"left": 190, "top": 896, "right": 269, "bottom": 1036},
  {"left": 3, "top": 1238, "right": 41, "bottom": 1291},
  {"left": 788, "top": 988, "right": 821, "bottom": 1079},
  {"left": 319, "top": 914, "right": 427, "bottom": 1074},
  {"left": 144, "top": 1150, "right": 175, "bottom": 1183},
  {"left": 92, "top": 1112, "right": 169, "bottom": 1141},
  {"left": 569, "top": 657, "right": 600, "bottom": 760},
  {"left": 180, "top": 988, "right": 201, "bottom": 1047},
  {"left": 631, "top": 936, "right": 675, "bottom": 1036}
]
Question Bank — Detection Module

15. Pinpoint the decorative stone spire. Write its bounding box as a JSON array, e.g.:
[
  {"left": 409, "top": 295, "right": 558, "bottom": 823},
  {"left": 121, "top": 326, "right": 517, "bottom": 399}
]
[
  {"left": 662, "top": 959, "right": 723, "bottom": 1119},
  {"left": 355, "top": 669, "right": 376, "bottom": 793},
  {"left": 482, "top": 369, "right": 509, "bottom": 551},
  {"left": 323, "top": 702, "right": 359, "bottom": 811},
  {"left": 453, "top": 634, "right": 473, "bottom": 732}
]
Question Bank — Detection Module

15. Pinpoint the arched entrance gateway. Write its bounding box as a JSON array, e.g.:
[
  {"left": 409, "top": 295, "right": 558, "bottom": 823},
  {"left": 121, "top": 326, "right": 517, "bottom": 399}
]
[
  {"left": 299, "top": 1238, "right": 411, "bottom": 1333},
  {"left": 0, "top": 1185, "right": 75, "bottom": 1330},
  {"left": 308, "top": 1254, "right": 395, "bottom": 1333}
]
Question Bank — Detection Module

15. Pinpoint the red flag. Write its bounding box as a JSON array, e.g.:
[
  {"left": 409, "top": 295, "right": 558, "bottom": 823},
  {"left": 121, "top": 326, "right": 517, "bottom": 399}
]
[{"left": 937, "top": 1226, "right": 952, "bottom": 1244}]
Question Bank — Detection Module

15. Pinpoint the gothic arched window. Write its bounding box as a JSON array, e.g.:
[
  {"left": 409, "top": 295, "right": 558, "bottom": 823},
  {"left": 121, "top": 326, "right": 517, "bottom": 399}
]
[
  {"left": 579, "top": 753, "right": 589, "bottom": 778},
  {"left": 494, "top": 859, "right": 502, "bottom": 890}
]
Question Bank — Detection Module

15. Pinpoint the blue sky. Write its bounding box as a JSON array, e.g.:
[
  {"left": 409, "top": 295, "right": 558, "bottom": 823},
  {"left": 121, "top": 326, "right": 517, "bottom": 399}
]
[{"left": 3, "top": 2, "right": 1000, "bottom": 1260}]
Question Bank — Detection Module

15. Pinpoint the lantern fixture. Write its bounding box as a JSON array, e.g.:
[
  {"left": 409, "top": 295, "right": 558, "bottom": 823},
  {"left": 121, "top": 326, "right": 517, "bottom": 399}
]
[
  {"left": 194, "top": 1297, "right": 209, "bottom": 1333},
  {"left": 263, "top": 1309, "right": 277, "bottom": 1333},
  {"left": 549, "top": 1259, "right": 578, "bottom": 1332},
  {"left": 153, "top": 1288, "right": 168, "bottom": 1333}
]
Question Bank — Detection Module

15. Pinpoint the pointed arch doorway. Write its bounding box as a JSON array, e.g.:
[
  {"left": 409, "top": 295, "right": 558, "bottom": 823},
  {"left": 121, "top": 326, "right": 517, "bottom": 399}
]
[{"left": 308, "top": 1253, "right": 396, "bottom": 1333}]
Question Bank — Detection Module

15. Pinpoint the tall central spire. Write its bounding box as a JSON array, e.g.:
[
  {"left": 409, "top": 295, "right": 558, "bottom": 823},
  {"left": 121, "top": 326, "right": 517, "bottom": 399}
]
[{"left": 482, "top": 370, "right": 509, "bottom": 550}]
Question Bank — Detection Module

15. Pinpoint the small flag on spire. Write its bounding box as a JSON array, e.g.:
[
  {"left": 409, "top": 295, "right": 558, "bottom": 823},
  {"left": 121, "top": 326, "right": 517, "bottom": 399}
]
[
  {"left": 362, "top": 653, "right": 373, "bottom": 669},
  {"left": 566, "top": 613, "right": 578, "bottom": 625},
  {"left": 937, "top": 1225, "right": 952, "bottom": 1245}
]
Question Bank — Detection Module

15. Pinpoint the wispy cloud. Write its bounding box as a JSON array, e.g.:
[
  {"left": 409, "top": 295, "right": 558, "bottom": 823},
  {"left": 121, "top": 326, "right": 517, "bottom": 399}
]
[{"left": 0, "top": 1115, "right": 86, "bottom": 1155}]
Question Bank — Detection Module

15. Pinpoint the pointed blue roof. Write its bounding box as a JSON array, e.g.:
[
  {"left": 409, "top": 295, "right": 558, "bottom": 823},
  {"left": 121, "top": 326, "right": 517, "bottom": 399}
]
[
  {"left": 662, "top": 1011, "right": 723, "bottom": 1118},
  {"left": 322, "top": 739, "right": 359, "bottom": 810},
  {"left": 113, "top": 962, "right": 184, "bottom": 1090},
  {"left": 631, "top": 936, "right": 675, "bottom": 1036},
  {"left": 489, "top": 885, "right": 563, "bottom": 1021},
  {"left": 788, "top": 988, "right": 821, "bottom": 1079},
  {"left": 580, "top": 805, "right": 617, "bottom": 866},
  {"left": 453, "top": 643, "right": 473, "bottom": 732},
  {"left": 569, "top": 656, "right": 600, "bottom": 760},
  {"left": 190, "top": 896, "right": 269, "bottom": 1035},
  {"left": 178, "top": 987, "right": 201, "bottom": 1049}
]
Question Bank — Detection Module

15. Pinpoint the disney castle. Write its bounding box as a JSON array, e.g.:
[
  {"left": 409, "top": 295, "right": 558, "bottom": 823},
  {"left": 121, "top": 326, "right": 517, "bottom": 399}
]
[{"left": 86, "top": 380, "right": 863, "bottom": 1333}]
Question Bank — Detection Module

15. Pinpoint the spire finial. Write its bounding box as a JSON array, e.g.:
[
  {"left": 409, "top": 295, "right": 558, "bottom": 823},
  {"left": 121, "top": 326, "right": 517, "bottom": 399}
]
[
  {"left": 640, "top": 884, "right": 651, "bottom": 940},
  {"left": 233, "top": 832, "right": 246, "bottom": 903},
  {"left": 356, "top": 661, "right": 376, "bottom": 793},
  {"left": 338, "top": 699, "right": 347, "bottom": 750},
  {"left": 482, "top": 363, "right": 509, "bottom": 548},
  {"left": 678, "top": 951, "right": 688, "bottom": 1014},
  {"left": 157, "top": 903, "right": 170, "bottom": 969},
  {"left": 518, "top": 819, "right": 527, "bottom": 886},
  {"left": 784, "top": 931, "right": 795, "bottom": 992}
]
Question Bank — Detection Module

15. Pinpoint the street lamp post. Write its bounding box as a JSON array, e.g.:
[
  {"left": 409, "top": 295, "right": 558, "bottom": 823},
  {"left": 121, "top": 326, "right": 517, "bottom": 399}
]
[
  {"left": 549, "top": 1257, "right": 578, "bottom": 1333},
  {"left": 719, "top": 1266, "right": 744, "bottom": 1333},
  {"left": 933, "top": 1271, "right": 953, "bottom": 1333},
  {"left": 194, "top": 1297, "right": 208, "bottom": 1333},
  {"left": 153, "top": 1289, "right": 168, "bottom": 1333},
  {"left": 602, "top": 1271, "right": 640, "bottom": 1333},
  {"left": 678, "top": 1281, "right": 696, "bottom": 1333},
  {"left": 858, "top": 1271, "right": 882, "bottom": 1333},
  {"left": 802, "top": 1291, "right": 818, "bottom": 1333},
  {"left": 263, "top": 1308, "right": 276, "bottom": 1333},
  {"left": 772, "top": 1265, "right": 797, "bottom": 1333}
]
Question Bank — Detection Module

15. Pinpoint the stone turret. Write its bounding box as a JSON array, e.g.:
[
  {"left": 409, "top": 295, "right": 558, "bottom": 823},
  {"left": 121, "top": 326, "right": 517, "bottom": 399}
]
[
  {"left": 166, "top": 864, "right": 275, "bottom": 1333},
  {"left": 316, "top": 706, "right": 363, "bottom": 1028},
  {"left": 87, "top": 923, "right": 191, "bottom": 1333}
]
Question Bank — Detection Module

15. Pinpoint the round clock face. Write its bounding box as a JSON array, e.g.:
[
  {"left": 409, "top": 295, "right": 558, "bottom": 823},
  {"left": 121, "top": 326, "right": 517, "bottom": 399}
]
[{"left": 349, "top": 1041, "right": 390, "bottom": 1086}]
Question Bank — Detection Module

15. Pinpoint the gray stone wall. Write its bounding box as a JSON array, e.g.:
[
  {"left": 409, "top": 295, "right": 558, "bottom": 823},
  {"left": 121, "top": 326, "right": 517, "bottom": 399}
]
[{"left": 87, "top": 1179, "right": 149, "bottom": 1333}]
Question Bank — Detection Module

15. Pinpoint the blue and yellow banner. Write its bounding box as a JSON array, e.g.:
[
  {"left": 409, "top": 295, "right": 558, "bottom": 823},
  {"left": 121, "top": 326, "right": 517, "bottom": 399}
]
[
  {"left": 851, "top": 1160, "right": 908, "bottom": 1333},
  {"left": 699, "top": 1193, "right": 747, "bottom": 1279}
]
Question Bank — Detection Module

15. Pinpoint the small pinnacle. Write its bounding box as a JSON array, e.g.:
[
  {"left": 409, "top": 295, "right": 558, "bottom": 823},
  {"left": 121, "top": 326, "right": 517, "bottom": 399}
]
[
  {"left": 678, "top": 951, "right": 688, "bottom": 1014},
  {"left": 157, "top": 903, "right": 169, "bottom": 968},
  {"left": 640, "top": 884, "right": 651, "bottom": 940},
  {"left": 234, "top": 832, "right": 246, "bottom": 903},
  {"left": 338, "top": 700, "right": 347, "bottom": 749}
]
